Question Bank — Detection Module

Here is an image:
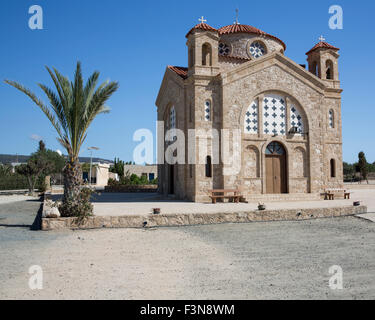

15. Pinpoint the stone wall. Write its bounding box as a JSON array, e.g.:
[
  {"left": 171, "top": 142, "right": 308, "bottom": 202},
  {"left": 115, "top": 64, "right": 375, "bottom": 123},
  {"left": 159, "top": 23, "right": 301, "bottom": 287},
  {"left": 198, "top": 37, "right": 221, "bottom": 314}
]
[{"left": 41, "top": 205, "right": 367, "bottom": 231}]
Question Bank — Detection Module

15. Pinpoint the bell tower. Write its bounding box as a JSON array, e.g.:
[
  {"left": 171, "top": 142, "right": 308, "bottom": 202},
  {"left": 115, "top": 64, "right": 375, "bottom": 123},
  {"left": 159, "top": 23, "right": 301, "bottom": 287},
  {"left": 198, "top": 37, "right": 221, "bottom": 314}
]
[
  {"left": 186, "top": 17, "right": 220, "bottom": 77},
  {"left": 306, "top": 36, "right": 340, "bottom": 88}
]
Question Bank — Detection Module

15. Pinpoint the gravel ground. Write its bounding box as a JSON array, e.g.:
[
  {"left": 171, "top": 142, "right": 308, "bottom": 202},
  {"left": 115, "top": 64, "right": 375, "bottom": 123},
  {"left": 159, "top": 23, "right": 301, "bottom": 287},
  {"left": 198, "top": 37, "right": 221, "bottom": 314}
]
[{"left": 0, "top": 197, "right": 374, "bottom": 300}]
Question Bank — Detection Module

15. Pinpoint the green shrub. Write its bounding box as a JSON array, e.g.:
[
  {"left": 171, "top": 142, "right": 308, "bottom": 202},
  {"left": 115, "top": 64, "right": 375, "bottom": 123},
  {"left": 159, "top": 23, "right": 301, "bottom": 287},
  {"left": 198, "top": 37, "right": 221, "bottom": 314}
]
[{"left": 59, "top": 187, "right": 94, "bottom": 218}]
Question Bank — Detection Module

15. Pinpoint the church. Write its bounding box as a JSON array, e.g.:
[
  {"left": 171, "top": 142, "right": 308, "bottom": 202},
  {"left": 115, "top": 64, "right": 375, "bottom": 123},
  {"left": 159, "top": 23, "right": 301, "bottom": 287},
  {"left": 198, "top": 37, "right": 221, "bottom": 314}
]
[{"left": 156, "top": 17, "right": 343, "bottom": 202}]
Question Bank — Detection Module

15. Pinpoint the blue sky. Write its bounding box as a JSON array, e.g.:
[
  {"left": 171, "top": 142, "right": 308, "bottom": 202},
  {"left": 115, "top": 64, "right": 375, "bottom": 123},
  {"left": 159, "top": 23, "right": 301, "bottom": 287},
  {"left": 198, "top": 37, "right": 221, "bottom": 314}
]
[{"left": 0, "top": 0, "right": 374, "bottom": 163}]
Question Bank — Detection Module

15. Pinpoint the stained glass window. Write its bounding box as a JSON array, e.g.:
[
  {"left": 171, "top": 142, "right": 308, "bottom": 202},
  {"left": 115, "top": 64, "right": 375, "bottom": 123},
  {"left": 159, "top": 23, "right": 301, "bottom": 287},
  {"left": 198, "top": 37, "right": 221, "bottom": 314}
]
[
  {"left": 204, "top": 100, "right": 211, "bottom": 121},
  {"left": 265, "top": 142, "right": 285, "bottom": 155},
  {"left": 249, "top": 41, "right": 266, "bottom": 59},
  {"left": 218, "top": 43, "right": 231, "bottom": 56}
]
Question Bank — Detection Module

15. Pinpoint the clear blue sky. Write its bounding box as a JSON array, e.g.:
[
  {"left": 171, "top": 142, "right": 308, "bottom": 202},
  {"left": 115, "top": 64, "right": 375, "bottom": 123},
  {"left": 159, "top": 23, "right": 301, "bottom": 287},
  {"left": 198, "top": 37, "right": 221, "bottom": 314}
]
[{"left": 0, "top": 0, "right": 374, "bottom": 163}]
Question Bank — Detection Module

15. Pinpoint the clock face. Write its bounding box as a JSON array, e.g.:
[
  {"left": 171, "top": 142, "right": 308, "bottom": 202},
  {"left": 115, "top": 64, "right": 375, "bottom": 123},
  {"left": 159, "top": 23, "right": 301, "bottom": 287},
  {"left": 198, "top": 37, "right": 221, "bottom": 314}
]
[
  {"left": 218, "top": 42, "right": 231, "bottom": 56},
  {"left": 249, "top": 41, "right": 266, "bottom": 58}
]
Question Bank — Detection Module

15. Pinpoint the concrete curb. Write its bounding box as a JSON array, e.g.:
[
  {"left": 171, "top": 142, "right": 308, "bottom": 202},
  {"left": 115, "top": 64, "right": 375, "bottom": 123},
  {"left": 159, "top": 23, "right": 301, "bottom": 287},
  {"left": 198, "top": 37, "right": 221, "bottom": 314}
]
[{"left": 41, "top": 205, "right": 367, "bottom": 231}]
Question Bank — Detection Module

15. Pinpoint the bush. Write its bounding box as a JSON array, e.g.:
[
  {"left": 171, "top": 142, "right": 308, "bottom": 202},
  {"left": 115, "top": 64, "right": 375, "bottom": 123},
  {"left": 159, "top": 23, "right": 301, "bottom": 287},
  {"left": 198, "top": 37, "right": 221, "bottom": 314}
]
[
  {"left": 59, "top": 187, "right": 94, "bottom": 218},
  {"left": 0, "top": 174, "right": 29, "bottom": 190},
  {"left": 107, "top": 174, "right": 157, "bottom": 186}
]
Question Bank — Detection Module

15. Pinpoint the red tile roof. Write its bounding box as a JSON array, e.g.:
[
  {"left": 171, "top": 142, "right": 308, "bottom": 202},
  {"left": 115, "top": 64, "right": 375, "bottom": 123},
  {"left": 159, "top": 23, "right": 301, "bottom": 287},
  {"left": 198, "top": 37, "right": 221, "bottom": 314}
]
[
  {"left": 168, "top": 66, "right": 188, "bottom": 79},
  {"left": 186, "top": 22, "right": 218, "bottom": 38},
  {"left": 218, "top": 24, "right": 286, "bottom": 50},
  {"left": 306, "top": 41, "right": 339, "bottom": 55}
]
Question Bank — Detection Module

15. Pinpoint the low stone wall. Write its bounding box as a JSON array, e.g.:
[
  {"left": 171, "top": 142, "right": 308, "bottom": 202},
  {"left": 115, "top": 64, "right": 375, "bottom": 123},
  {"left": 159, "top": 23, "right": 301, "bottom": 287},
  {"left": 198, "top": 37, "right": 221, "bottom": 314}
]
[
  {"left": 41, "top": 205, "right": 367, "bottom": 231},
  {"left": 104, "top": 185, "right": 158, "bottom": 193}
]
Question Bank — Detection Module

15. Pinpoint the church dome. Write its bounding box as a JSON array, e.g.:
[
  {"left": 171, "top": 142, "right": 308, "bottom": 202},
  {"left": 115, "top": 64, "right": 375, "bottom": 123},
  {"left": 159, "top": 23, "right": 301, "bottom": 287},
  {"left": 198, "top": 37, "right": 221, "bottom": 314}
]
[
  {"left": 306, "top": 41, "right": 339, "bottom": 55},
  {"left": 218, "top": 24, "right": 286, "bottom": 50}
]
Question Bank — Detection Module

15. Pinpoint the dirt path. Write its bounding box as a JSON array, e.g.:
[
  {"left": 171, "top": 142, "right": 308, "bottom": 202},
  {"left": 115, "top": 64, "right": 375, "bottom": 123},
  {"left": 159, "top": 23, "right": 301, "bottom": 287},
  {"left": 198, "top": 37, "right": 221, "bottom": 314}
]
[{"left": 0, "top": 197, "right": 374, "bottom": 300}]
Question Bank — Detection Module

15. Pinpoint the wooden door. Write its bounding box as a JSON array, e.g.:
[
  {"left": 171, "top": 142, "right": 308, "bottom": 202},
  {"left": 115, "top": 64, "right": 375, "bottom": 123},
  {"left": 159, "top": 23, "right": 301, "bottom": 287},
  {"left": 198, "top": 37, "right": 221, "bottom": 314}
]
[
  {"left": 169, "top": 165, "right": 174, "bottom": 194},
  {"left": 265, "top": 142, "right": 287, "bottom": 194}
]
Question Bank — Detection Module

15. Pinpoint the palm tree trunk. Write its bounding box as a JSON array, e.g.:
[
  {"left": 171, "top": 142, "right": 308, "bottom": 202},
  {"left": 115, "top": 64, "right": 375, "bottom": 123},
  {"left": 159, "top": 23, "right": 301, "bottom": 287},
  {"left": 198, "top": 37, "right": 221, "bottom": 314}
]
[{"left": 62, "top": 159, "right": 83, "bottom": 215}]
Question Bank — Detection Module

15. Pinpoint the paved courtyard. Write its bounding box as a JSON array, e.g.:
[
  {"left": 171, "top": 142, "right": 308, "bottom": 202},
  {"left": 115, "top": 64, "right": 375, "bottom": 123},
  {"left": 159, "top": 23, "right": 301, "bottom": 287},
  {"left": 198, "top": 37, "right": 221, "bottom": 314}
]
[{"left": 0, "top": 187, "right": 374, "bottom": 299}]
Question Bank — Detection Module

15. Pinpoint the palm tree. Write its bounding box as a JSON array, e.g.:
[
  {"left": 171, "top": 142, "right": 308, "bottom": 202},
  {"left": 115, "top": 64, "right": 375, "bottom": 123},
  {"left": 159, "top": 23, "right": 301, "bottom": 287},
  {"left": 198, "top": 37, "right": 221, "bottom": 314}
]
[{"left": 5, "top": 62, "right": 118, "bottom": 216}]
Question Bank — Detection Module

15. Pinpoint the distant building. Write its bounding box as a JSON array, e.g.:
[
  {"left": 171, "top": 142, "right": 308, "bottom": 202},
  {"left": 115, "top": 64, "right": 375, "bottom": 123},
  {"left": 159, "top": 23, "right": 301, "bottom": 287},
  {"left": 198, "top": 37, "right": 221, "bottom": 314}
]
[{"left": 124, "top": 165, "right": 158, "bottom": 181}]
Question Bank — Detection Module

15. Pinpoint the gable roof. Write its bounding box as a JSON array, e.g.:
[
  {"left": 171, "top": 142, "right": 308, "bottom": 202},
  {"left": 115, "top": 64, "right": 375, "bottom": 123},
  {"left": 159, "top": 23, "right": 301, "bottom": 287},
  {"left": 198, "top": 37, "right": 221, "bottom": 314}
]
[
  {"left": 185, "top": 22, "right": 218, "bottom": 38},
  {"left": 167, "top": 66, "right": 188, "bottom": 80},
  {"left": 218, "top": 24, "right": 286, "bottom": 50},
  {"left": 306, "top": 41, "right": 340, "bottom": 55}
]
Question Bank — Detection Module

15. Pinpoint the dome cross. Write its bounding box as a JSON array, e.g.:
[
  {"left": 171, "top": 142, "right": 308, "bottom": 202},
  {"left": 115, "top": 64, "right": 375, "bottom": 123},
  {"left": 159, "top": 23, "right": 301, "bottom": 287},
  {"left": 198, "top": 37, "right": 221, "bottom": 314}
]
[{"left": 199, "top": 16, "right": 207, "bottom": 24}]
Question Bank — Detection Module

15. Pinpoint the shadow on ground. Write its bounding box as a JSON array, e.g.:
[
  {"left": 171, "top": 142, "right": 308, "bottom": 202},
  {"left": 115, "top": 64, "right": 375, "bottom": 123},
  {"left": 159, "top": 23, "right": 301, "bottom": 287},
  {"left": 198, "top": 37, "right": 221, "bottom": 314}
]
[{"left": 50, "top": 192, "right": 185, "bottom": 203}]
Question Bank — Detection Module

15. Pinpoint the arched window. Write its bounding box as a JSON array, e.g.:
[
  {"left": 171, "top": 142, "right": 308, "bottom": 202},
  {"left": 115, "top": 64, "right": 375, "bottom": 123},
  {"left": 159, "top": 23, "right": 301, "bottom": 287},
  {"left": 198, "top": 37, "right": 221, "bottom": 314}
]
[
  {"left": 202, "top": 43, "right": 212, "bottom": 66},
  {"left": 169, "top": 106, "right": 176, "bottom": 129},
  {"left": 265, "top": 142, "right": 286, "bottom": 155},
  {"left": 189, "top": 47, "right": 194, "bottom": 68},
  {"left": 205, "top": 156, "right": 212, "bottom": 178},
  {"left": 311, "top": 61, "right": 318, "bottom": 77},
  {"left": 329, "top": 109, "right": 334, "bottom": 128},
  {"left": 326, "top": 60, "right": 334, "bottom": 80},
  {"left": 204, "top": 100, "right": 211, "bottom": 121},
  {"left": 249, "top": 41, "right": 266, "bottom": 59},
  {"left": 330, "top": 159, "right": 336, "bottom": 178}
]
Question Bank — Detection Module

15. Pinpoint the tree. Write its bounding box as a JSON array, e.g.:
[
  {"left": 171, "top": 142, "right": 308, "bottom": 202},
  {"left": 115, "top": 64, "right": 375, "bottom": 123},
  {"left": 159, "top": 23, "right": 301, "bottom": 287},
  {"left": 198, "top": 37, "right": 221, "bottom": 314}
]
[
  {"left": 39, "top": 140, "right": 46, "bottom": 152},
  {"left": 358, "top": 151, "right": 368, "bottom": 183},
  {"left": 15, "top": 147, "right": 64, "bottom": 195},
  {"left": 0, "top": 164, "right": 12, "bottom": 177},
  {"left": 110, "top": 157, "right": 125, "bottom": 177},
  {"left": 5, "top": 62, "right": 118, "bottom": 216}
]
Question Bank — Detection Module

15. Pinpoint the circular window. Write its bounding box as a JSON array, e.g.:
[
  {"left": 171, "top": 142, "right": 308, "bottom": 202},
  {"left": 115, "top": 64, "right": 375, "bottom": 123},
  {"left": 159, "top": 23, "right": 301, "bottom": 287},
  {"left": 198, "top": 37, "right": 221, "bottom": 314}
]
[
  {"left": 249, "top": 41, "right": 266, "bottom": 59},
  {"left": 218, "top": 43, "right": 231, "bottom": 56}
]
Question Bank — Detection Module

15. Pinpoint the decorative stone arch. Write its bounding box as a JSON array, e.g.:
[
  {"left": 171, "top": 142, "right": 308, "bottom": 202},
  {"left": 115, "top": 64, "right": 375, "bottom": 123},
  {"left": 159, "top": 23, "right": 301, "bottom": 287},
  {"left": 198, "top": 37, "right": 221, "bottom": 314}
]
[
  {"left": 260, "top": 138, "right": 290, "bottom": 194},
  {"left": 242, "top": 145, "right": 260, "bottom": 178},
  {"left": 239, "top": 90, "right": 310, "bottom": 137},
  {"left": 325, "top": 59, "right": 334, "bottom": 80},
  {"left": 202, "top": 42, "right": 212, "bottom": 66}
]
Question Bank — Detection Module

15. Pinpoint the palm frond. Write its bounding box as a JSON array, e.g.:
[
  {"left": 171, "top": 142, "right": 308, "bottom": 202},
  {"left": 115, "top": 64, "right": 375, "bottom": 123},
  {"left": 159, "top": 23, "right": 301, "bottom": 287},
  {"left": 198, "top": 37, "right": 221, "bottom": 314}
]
[{"left": 4, "top": 80, "right": 65, "bottom": 140}]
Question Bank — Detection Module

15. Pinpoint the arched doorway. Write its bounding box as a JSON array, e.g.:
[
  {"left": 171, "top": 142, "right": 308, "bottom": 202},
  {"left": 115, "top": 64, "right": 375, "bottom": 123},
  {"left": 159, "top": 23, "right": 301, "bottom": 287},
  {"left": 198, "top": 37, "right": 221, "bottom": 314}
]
[{"left": 265, "top": 142, "right": 287, "bottom": 194}]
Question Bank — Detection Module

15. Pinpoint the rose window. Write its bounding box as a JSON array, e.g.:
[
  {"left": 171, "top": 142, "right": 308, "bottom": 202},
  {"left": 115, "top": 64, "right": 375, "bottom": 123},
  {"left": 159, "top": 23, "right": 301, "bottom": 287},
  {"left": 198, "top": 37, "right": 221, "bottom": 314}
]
[
  {"left": 249, "top": 41, "right": 266, "bottom": 58},
  {"left": 218, "top": 43, "right": 231, "bottom": 56}
]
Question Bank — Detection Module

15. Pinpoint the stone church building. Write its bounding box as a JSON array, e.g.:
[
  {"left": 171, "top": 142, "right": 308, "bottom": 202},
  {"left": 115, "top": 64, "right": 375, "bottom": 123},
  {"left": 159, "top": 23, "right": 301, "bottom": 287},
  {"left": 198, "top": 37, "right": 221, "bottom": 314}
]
[{"left": 156, "top": 19, "right": 343, "bottom": 202}]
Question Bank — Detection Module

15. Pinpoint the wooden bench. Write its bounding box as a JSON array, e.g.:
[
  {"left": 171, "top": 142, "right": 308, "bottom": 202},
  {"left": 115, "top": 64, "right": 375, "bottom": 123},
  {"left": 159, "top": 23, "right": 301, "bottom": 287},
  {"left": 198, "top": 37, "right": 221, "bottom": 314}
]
[
  {"left": 208, "top": 189, "right": 242, "bottom": 204},
  {"left": 324, "top": 188, "right": 351, "bottom": 200}
]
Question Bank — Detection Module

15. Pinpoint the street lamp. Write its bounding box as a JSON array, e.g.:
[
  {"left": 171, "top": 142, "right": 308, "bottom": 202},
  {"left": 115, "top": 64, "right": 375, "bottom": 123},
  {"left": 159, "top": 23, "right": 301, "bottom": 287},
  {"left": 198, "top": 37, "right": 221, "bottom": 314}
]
[{"left": 88, "top": 146, "right": 100, "bottom": 185}]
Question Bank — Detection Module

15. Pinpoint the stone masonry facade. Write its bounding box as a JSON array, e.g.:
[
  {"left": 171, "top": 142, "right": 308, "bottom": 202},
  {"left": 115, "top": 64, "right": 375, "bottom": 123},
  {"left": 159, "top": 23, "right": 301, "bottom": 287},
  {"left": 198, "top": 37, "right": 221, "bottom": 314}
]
[{"left": 156, "top": 21, "right": 343, "bottom": 202}]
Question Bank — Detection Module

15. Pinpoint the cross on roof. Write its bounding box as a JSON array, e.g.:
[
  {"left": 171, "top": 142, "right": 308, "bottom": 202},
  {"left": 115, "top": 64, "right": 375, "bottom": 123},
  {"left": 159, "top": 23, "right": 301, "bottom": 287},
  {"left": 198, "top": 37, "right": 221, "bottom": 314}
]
[
  {"left": 319, "top": 35, "right": 326, "bottom": 42},
  {"left": 234, "top": 8, "right": 240, "bottom": 25},
  {"left": 199, "top": 16, "right": 207, "bottom": 24}
]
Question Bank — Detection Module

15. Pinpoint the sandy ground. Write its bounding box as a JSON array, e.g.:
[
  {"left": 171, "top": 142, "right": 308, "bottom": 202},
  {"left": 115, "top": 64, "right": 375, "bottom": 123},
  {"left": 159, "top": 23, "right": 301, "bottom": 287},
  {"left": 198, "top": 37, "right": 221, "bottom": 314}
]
[{"left": 0, "top": 195, "right": 374, "bottom": 300}]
